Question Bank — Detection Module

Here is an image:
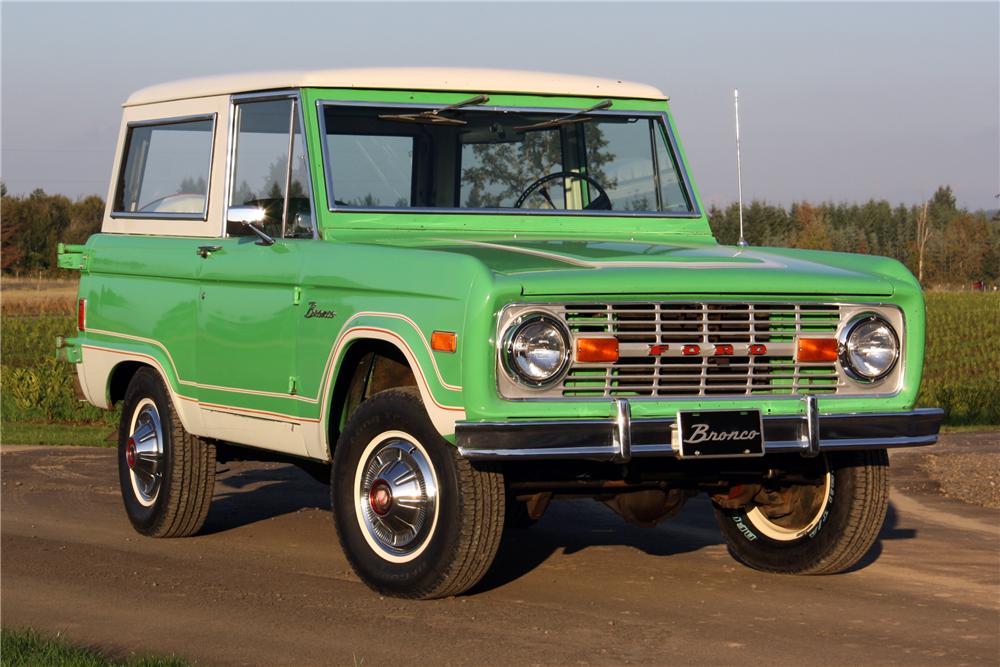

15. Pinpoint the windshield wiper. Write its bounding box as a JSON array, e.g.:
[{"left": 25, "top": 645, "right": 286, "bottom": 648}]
[
  {"left": 378, "top": 94, "right": 490, "bottom": 126},
  {"left": 513, "top": 99, "right": 613, "bottom": 132}
]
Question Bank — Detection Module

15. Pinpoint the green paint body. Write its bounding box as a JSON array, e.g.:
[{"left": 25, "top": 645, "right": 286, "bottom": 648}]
[{"left": 60, "top": 87, "right": 928, "bottom": 449}]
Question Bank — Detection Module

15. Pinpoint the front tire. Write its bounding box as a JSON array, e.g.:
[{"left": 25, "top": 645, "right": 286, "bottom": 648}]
[
  {"left": 713, "top": 450, "right": 889, "bottom": 574},
  {"left": 332, "top": 388, "right": 505, "bottom": 599},
  {"left": 117, "top": 368, "right": 216, "bottom": 537}
]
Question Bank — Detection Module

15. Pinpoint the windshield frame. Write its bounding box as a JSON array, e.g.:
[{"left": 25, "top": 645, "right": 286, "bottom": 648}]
[{"left": 316, "top": 100, "right": 702, "bottom": 219}]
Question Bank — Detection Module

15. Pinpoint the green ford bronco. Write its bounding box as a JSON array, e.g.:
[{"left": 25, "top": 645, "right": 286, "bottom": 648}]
[{"left": 57, "top": 68, "right": 943, "bottom": 599}]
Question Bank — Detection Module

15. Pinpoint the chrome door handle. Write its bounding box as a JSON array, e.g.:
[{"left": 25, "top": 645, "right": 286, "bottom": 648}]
[{"left": 197, "top": 245, "right": 222, "bottom": 258}]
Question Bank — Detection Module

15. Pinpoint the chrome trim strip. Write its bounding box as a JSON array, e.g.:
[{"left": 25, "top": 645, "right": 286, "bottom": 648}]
[
  {"left": 231, "top": 90, "right": 299, "bottom": 103},
  {"left": 818, "top": 435, "right": 940, "bottom": 448},
  {"left": 631, "top": 443, "right": 676, "bottom": 457},
  {"left": 295, "top": 92, "right": 320, "bottom": 240},
  {"left": 121, "top": 113, "right": 218, "bottom": 127},
  {"left": 111, "top": 212, "right": 209, "bottom": 220},
  {"left": 223, "top": 98, "right": 239, "bottom": 235},
  {"left": 460, "top": 445, "right": 620, "bottom": 461},
  {"left": 325, "top": 205, "right": 699, "bottom": 219}
]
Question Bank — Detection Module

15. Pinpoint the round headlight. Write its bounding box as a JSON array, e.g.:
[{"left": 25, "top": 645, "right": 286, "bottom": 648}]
[
  {"left": 502, "top": 314, "right": 570, "bottom": 387},
  {"left": 840, "top": 314, "right": 899, "bottom": 382}
]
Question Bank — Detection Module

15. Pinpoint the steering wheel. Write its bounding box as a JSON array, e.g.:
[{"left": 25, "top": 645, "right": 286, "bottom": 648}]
[{"left": 513, "top": 171, "right": 613, "bottom": 210}]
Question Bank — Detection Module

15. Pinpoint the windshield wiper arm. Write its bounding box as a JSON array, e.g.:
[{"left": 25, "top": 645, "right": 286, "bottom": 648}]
[
  {"left": 378, "top": 94, "right": 490, "bottom": 126},
  {"left": 513, "top": 99, "right": 613, "bottom": 132}
]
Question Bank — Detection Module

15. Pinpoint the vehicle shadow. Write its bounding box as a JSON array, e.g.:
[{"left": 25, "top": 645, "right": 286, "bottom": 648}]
[
  {"left": 197, "top": 462, "right": 917, "bottom": 583},
  {"left": 474, "top": 496, "right": 725, "bottom": 593},
  {"left": 477, "top": 498, "right": 917, "bottom": 591},
  {"left": 848, "top": 502, "right": 917, "bottom": 571},
  {"left": 200, "top": 462, "right": 330, "bottom": 536}
]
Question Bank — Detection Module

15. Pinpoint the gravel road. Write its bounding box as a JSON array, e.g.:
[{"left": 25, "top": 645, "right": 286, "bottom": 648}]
[{"left": 2, "top": 434, "right": 998, "bottom": 666}]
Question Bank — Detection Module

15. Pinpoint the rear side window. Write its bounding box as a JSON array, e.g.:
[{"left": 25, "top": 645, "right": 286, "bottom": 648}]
[{"left": 113, "top": 116, "right": 215, "bottom": 218}]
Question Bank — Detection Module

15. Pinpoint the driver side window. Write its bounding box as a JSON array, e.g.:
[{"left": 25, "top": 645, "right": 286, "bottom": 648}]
[{"left": 229, "top": 98, "right": 313, "bottom": 238}]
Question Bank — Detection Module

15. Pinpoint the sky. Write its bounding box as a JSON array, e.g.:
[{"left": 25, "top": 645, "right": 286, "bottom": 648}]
[{"left": 2, "top": 1, "right": 998, "bottom": 211}]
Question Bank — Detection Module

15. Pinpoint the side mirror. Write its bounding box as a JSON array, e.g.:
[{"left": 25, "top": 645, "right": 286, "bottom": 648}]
[
  {"left": 226, "top": 206, "right": 274, "bottom": 246},
  {"left": 226, "top": 206, "right": 266, "bottom": 225}
]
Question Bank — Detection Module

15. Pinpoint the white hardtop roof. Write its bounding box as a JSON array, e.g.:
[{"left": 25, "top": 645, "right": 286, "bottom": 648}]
[{"left": 124, "top": 68, "right": 667, "bottom": 106}]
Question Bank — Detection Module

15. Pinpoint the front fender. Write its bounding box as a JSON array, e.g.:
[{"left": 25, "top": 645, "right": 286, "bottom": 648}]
[{"left": 321, "top": 312, "right": 466, "bottom": 440}]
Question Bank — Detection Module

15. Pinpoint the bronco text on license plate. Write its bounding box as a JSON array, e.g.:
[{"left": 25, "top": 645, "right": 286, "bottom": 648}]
[{"left": 676, "top": 409, "right": 765, "bottom": 459}]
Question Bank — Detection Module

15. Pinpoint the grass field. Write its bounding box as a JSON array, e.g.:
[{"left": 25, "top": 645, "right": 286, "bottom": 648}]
[
  {"left": 2, "top": 422, "right": 115, "bottom": 447},
  {"left": 1, "top": 280, "right": 997, "bottom": 445},
  {"left": 919, "top": 291, "right": 1000, "bottom": 425},
  {"left": 0, "top": 628, "right": 186, "bottom": 667},
  {"left": 2, "top": 277, "right": 77, "bottom": 316}
]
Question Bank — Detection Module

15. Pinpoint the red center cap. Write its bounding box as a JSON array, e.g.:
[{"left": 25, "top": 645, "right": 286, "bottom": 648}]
[
  {"left": 369, "top": 480, "right": 392, "bottom": 516},
  {"left": 125, "top": 438, "right": 136, "bottom": 470}
]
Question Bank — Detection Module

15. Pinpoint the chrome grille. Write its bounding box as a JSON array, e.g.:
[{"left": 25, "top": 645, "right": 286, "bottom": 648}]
[{"left": 561, "top": 302, "right": 842, "bottom": 398}]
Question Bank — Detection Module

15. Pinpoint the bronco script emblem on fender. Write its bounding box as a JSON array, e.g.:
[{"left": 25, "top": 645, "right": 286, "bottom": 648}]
[{"left": 304, "top": 302, "right": 337, "bottom": 319}]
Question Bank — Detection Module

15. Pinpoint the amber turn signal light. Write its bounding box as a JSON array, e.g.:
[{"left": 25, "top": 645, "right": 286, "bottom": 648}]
[
  {"left": 575, "top": 337, "right": 619, "bottom": 363},
  {"left": 797, "top": 337, "right": 838, "bottom": 362},
  {"left": 431, "top": 331, "right": 457, "bottom": 353}
]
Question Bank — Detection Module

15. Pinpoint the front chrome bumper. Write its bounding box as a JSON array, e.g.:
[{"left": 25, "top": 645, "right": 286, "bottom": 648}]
[{"left": 456, "top": 398, "right": 944, "bottom": 463}]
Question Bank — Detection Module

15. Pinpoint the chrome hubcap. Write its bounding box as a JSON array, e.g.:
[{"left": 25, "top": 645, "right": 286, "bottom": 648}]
[
  {"left": 369, "top": 479, "right": 393, "bottom": 516},
  {"left": 127, "top": 399, "right": 164, "bottom": 506},
  {"left": 745, "top": 469, "right": 832, "bottom": 541},
  {"left": 356, "top": 434, "right": 438, "bottom": 561}
]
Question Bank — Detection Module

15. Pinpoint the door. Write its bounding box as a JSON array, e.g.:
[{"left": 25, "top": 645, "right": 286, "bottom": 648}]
[{"left": 195, "top": 95, "right": 316, "bottom": 455}]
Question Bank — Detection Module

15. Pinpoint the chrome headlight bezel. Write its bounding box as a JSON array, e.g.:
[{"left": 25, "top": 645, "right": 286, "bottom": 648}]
[
  {"left": 500, "top": 312, "right": 571, "bottom": 388},
  {"left": 838, "top": 312, "right": 900, "bottom": 384}
]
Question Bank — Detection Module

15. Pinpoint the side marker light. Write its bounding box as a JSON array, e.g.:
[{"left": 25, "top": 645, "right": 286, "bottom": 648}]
[{"left": 431, "top": 331, "right": 457, "bottom": 353}]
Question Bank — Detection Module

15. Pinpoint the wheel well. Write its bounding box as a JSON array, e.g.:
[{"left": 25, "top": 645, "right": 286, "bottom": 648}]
[
  {"left": 327, "top": 340, "right": 417, "bottom": 455},
  {"left": 108, "top": 361, "right": 148, "bottom": 406}
]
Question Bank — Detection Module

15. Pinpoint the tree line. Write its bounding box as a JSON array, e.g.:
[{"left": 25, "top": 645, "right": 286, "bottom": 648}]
[
  {"left": 707, "top": 186, "right": 999, "bottom": 288},
  {"left": 2, "top": 183, "right": 997, "bottom": 287}
]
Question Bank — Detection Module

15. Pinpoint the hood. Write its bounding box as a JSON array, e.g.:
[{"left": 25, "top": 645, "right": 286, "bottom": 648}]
[{"left": 412, "top": 237, "right": 896, "bottom": 297}]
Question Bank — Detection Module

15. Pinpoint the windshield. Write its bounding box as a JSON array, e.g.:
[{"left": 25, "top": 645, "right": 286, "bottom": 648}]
[{"left": 321, "top": 104, "right": 694, "bottom": 215}]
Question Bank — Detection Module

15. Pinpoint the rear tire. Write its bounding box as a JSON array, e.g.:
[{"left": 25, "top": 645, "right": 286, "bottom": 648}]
[
  {"left": 117, "top": 368, "right": 216, "bottom": 537},
  {"left": 713, "top": 450, "right": 889, "bottom": 574},
  {"left": 331, "top": 388, "right": 505, "bottom": 599}
]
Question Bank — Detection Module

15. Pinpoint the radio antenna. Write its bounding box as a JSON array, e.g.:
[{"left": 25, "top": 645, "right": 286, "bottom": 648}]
[{"left": 734, "top": 88, "right": 748, "bottom": 248}]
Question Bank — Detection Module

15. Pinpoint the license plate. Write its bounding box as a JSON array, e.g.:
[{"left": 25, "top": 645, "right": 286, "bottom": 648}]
[{"left": 676, "top": 409, "right": 765, "bottom": 458}]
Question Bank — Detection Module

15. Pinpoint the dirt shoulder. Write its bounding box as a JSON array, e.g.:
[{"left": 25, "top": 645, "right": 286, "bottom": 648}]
[
  {"left": 890, "top": 431, "right": 1000, "bottom": 509},
  {"left": 2, "top": 439, "right": 998, "bottom": 666}
]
